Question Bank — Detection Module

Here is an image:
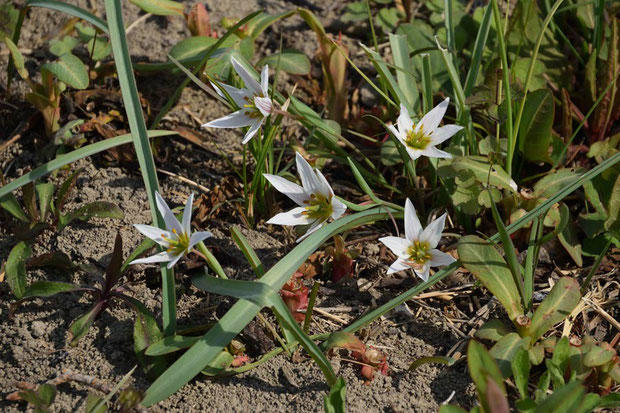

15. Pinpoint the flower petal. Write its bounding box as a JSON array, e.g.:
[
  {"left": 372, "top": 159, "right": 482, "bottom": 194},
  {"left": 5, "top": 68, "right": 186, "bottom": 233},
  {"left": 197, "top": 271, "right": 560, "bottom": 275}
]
[
  {"left": 167, "top": 253, "right": 184, "bottom": 269},
  {"left": 210, "top": 81, "right": 248, "bottom": 108},
  {"left": 155, "top": 192, "right": 183, "bottom": 234},
  {"left": 404, "top": 146, "right": 423, "bottom": 161},
  {"left": 260, "top": 64, "right": 269, "bottom": 96},
  {"left": 420, "top": 145, "right": 452, "bottom": 159},
  {"left": 387, "top": 258, "right": 410, "bottom": 275},
  {"left": 203, "top": 110, "right": 255, "bottom": 128},
  {"left": 413, "top": 263, "right": 431, "bottom": 282},
  {"left": 181, "top": 192, "right": 194, "bottom": 235},
  {"left": 231, "top": 56, "right": 262, "bottom": 95},
  {"left": 295, "top": 152, "right": 320, "bottom": 196},
  {"left": 267, "top": 207, "right": 313, "bottom": 226},
  {"left": 263, "top": 174, "right": 307, "bottom": 206},
  {"left": 133, "top": 224, "right": 171, "bottom": 247},
  {"left": 429, "top": 249, "right": 456, "bottom": 267},
  {"left": 130, "top": 250, "right": 175, "bottom": 265},
  {"left": 387, "top": 124, "right": 402, "bottom": 140},
  {"left": 404, "top": 198, "right": 422, "bottom": 241},
  {"left": 397, "top": 104, "right": 414, "bottom": 134},
  {"left": 419, "top": 97, "right": 449, "bottom": 135},
  {"left": 314, "top": 169, "right": 335, "bottom": 198},
  {"left": 331, "top": 197, "right": 347, "bottom": 220},
  {"left": 254, "top": 96, "right": 272, "bottom": 117},
  {"left": 188, "top": 231, "right": 213, "bottom": 249},
  {"left": 379, "top": 236, "right": 410, "bottom": 258},
  {"left": 420, "top": 212, "right": 447, "bottom": 248},
  {"left": 241, "top": 119, "right": 262, "bottom": 144},
  {"left": 430, "top": 124, "right": 462, "bottom": 145}
]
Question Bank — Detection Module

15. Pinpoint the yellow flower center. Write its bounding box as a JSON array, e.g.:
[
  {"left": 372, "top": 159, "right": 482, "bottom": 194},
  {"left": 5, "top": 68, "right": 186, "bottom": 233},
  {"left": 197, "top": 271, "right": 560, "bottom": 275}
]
[
  {"left": 405, "top": 127, "right": 431, "bottom": 150},
  {"left": 163, "top": 228, "right": 190, "bottom": 255},
  {"left": 406, "top": 240, "right": 431, "bottom": 266},
  {"left": 302, "top": 193, "right": 333, "bottom": 221},
  {"left": 243, "top": 95, "right": 266, "bottom": 119}
]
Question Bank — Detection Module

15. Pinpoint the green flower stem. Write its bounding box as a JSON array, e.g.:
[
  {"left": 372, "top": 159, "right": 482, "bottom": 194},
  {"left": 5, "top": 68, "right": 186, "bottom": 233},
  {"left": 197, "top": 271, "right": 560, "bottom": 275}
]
[{"left": 196, "top": 241, "right": 228, "bottom": 280}]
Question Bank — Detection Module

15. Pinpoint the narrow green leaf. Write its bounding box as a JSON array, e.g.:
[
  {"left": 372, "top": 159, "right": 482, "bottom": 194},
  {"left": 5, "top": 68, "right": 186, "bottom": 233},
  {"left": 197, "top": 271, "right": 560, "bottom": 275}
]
[
  {"left": 35, "top": 183, "right": 54, "bottom": 222},
  {"left": 21, "top": 281, "right": 81, "bottom": 298},
  {"left": 6, "top": 241, "right": 32, "bottom": 299},
  {"left": 529, "top": 277, "right": 580, "bottom": 342},
  {"left": 457, "top": 235, "right": 524, "bottom": 323},
  {"left": 25, "top": 0, "right": 108, "bottom": 33},
  {"left": 409, "top": 356, "right": 456, "bottom": 371},
  {"left": 121, "top": 237, "right": 156, "bottom": 274},
  {"left": 42, "top": 53, "right": 89, "bottom": 89},
  {"left": 54, "top": 168, "right": 82, "bottom": 214},
  {"left": 532, "top": 169, "right": 580, "bottom": 199},
  {"left": 464, "top": 4, "right": 492, "bottom": 96},
  {"left": 145, "top": 335, "right": 200, "bottom": 356},
  {"left": 37, "top": 384, "right": 56, "bottom": 406},
  {"left": 201, "top": 350, "right": 234, "bottom": 376},
  {"left": 169, "top": 36, "right": 220, "bottom": 61},
  {"left": 0, "top": 131, "right": 175, "bottom": 201},
  {"left": 604, "top": 173, "right": 620, "bottom": 230},
  {"left": 128, "top": 0, "right": 184, "bottom": 16},
  {"left": 468, "top": 340, "right": 506, "bottom": 413},
  {"left": 69, "top": 302, "right": 104, "bottom": 345},
  {"left": 388, "top": 33, "right": 419, "bottom": 112},
  {"left": 439, "top": 405, "right": 468, "bottom": 413},
  {"left": 4, "top": 37, "right": 28, "bottom": 79},
  {"left": 85, "top": 395, "right": 108, "bottom": 413},
  {"left": 231, "top": 226, "right": 265, "bottom": 277}
]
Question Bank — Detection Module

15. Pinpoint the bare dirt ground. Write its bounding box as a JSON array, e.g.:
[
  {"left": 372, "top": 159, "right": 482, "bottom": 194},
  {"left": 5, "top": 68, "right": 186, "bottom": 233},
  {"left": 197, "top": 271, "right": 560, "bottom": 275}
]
[{"left": 0, "top": 1, "right": 477, "bottom": 411}]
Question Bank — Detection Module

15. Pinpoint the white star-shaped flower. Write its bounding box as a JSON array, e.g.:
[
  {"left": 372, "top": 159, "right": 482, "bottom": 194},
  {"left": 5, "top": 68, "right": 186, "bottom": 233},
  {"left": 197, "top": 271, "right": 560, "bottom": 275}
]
[
  {"left": 130, "top": 192, "right": 212, "bottom": 269},
  {"left": 202, "top": 57, "right": 273, "bottom": 144},
  {"left": 388, "top": 98, "right": 462, "bottom": 161},
  {"left": 379, "top": 198, "right": 455, "bottom": 281},
  {"left": 264, "top": 153, "right": 347, "bottom": 241}
]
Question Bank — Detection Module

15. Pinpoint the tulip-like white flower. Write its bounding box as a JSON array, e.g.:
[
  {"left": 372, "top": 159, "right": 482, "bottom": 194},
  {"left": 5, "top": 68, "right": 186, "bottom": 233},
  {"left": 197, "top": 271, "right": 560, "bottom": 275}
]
[
  {"left": 202, "top": 57, "right": 273, "bottom": 144},
  {"left": 388, "top": 98, "right": 463, "bottom": 161},
  {"left": 379, "top": 199, "right": 455, "bottom": 281},
  {"left": 130, "top": 192, "right": 212, "bottom": 269},
  {"left": 264, "top": 153, "right": 347, "bottom": 241}
]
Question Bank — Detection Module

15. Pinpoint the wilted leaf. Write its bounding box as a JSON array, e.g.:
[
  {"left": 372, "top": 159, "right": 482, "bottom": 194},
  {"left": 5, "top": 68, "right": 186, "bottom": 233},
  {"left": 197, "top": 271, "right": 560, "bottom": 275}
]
[
  {"left": 324, "top": 331, "right": 366, "bottom": 353},
  {"left": 201, "top": 350, "right": 234, "bottom": 376}
]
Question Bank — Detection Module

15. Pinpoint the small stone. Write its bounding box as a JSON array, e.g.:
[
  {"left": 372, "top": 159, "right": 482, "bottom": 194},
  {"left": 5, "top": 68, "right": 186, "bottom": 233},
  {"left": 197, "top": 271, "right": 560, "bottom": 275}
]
[
  {"left": 360, "top": 82, "right": 379, "bottom": 107},
  {"left": 31, "top": 321, "right": 47, "bottom": 338}
]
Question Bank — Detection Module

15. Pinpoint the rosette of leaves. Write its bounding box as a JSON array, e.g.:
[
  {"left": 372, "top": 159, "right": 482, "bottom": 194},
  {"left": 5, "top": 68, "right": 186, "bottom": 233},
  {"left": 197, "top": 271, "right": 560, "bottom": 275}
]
[
  {"left": 1, "top": 169, "right": 124, "bottom": 300},
  {"left": 10, "top": 233, "right": 164, "bottom": 376}
]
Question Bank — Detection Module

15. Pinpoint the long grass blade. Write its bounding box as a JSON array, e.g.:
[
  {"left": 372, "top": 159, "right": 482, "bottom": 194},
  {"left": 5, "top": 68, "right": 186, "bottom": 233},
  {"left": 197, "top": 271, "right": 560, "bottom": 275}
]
[
  {"left": 105, "top": 0, "right": 175, "bottom": 336},
  {"left": 0, "top": 131, "right": 175, "bottom": 199},
  {"left": 25, "top": 0, "right": 109, "bottom": 33},
  {"left": 464, "top": 3, "right": 492, "bottom": 96}
]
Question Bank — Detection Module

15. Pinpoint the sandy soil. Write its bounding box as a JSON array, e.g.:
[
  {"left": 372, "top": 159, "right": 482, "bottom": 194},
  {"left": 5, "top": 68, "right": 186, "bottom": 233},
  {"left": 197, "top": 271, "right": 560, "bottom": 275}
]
[{"left": 0, "top": 1, "right": 476, "bottom": 411}]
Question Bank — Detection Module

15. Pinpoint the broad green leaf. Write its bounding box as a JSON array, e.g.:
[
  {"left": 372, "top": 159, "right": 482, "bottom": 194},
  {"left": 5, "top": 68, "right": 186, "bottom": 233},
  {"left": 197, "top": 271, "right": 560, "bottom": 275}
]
[
  {"left": 439, "top": 406, "right": 468, "bottom": 413},
  {"left": 87, "top": 37, "right": 112, "bottom": 61},
  {"left": 257, "top": 50, "right": 311, "bottom": 75},
  {"left": 533, "top": 169, "right": 580, "bottom": 199},
  {"left": 528, "top": 277, "right": 580, "bottom": 342},
  {"left": 49, "top": 36, "right": 79, "bottom": 56},
  {"left": 125, "top": 295, "right": 166, "bottom": 379},
  {"left": 69, "top": 302, "right": 104, "bottom": 345},
  {"left": 599, "top": 393, "right": 620, "bottom": 408},
  {"left": 27, "top": 251, "right": 74, "bottom": 270},
  {"left": 37, "top": 384, "right": 56, "bottom": 406},
  {"left": 380, "top": 139, "right": 401, "bottom": 166},
  {"left": 0, "top": 193, "right": 29, "bottom": 222},
  {"left": 85, "top": 395, "right": 108, "bottom": 413},
  {"left": 4, "top": 37, "right": 28, "bottom": 79},
  {"left": 489, "top": 333, "right": 530, "bottom": 378},
  {"left": 169, "top": 36, "right": 220, "bottom": 62},
  {"left": 512, "top": 347, "right": 530, "bottom": 400},
  {"left": 583, "top": 345, "right": 615, "bottom": 367},
  {"left": 517, "top": 88, "right": 554, "bottom": 163},
  {"left": 467, "top": 340, "right": 506, "bottom": 413},
  {"left": 475, "top": 319, "right": 511, "bottom": 342},
  {"left": 201, "top": 350, "right": 234, "bottom": 376},
  {"left": 21, "top": 281, "right": 81, "bottom": 299},
  {"left": 604, "top": 173, "right": 620, "bottom": 231},
  {"left": 546, "top": 204, "right": 583, "bottom": 267},
  {"left": 128, "top": 0, "right": 184, "bottom": 16},
  {"left": 324, "top": 377, "right": 346, "bottom": 413},
  {"left": 6, "top": 241, "right": 32, "bottom": 299},
  {"left": 146, "top": 335, "right": 200, "bottom": 356},
  {"left": 528, "top": 344, "right": 544, "bottom": 365},
  {"left": 457, "top": 235, "right": 524, "bottom": 322},
  {"left": 58, "top": 201, "right": 124, "bottom": 231},
  {"left": 246, "top": 10, "right": 295, "bottom": 39},
  {"left": 42, "top": 53, "right": 89, "bottom": 90},
  {"left": 533, "top": 380, "right": 585, "bottom": 413},
  {"left": 449, "top": 156, "right": 518, "bottom": 193}
]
